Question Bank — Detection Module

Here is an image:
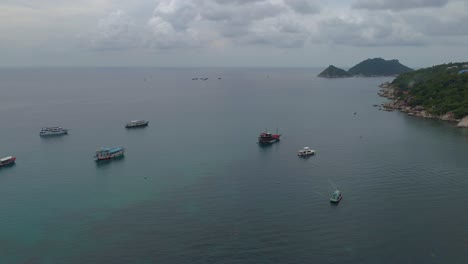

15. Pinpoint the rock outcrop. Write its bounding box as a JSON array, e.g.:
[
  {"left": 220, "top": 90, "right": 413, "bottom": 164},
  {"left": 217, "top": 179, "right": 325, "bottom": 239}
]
[
  {"left": 378, "top": 83, "right": 461, "bottom": 122},
  {"left": 440, "top": 112, "right": 456, "bottom": 121},
  {"left": 457, "top": 116, "right": 468, "bottom": 128}
]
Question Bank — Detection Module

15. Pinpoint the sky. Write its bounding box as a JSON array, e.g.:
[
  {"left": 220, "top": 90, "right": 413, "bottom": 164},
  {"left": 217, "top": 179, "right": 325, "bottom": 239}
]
[{"left": 0, "top": 0, "right": 467, "bottom": 67}]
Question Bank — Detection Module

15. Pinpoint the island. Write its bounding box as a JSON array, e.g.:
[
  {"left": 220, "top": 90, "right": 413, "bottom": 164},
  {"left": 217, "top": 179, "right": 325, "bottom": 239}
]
[
  {"left": 318, "top": 65, "right": 352, "bottom": 78},
  {"left": 318, "top": 58, "right": 413, "bottom": 78},
  {"left": 378, "top": 62, "right": 468, "bottom": 127},
  {"left": 348, "top": 58, "right": 413, "bottom": 77}
]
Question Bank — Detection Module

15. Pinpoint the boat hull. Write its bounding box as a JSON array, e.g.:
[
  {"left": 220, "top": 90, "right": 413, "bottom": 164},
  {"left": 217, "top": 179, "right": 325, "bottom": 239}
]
[
  {"left": 40, "top": 131, "right": 68, "bottom": 136},
  {"left": 0, "top": 157, "right": 16, "bottom": 167},
  {"left": 330, "top": 196, "right": 342, "bottom": 203},
  {"left": 94, "top": 146, "right": 125, "bottom": 162},
  {"left": 95, "top": 152, "right": 124, "bottom": 161},
  {"left": 258, "top": 138, "right": 280, "bottom": 144},
  {"left": 125, "top": 122, "right": 149, "bottom": 128}
]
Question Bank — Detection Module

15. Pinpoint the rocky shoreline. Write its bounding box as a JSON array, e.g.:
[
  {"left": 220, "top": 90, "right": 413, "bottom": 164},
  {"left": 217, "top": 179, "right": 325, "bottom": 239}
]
[{"left": 377, "top": 82, "right": 468, "bottom": 128}]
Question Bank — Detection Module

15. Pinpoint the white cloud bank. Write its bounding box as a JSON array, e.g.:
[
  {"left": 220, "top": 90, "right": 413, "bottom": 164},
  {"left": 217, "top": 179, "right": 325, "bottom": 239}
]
[
  {"left": 1, "top": 0, "right": 468, "bottom": 66},
  {"left": 86, "top": 0, "right": 468, "bottom": 51}
]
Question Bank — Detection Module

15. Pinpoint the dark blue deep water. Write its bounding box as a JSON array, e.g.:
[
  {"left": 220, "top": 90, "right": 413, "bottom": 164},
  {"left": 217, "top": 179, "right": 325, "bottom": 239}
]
[{"left": 0, "top": 68, "right": 467, "bottom": 263}]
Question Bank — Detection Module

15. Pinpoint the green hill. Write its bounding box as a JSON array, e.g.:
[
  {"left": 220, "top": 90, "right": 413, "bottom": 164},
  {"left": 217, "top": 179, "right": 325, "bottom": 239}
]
[
  {"left": 318, "top": 65, "right": 352, "bottom": 78},
  {"left": 391, "top": 62, "right": 468, "bottom": 119},
  {"left": 348, "top": 58, "right": 413, "bottom": 76}
]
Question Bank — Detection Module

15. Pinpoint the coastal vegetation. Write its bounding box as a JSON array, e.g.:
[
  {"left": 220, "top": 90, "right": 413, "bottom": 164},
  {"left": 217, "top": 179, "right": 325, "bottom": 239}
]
[{"left": 391, "top": 62, "right": 468, "bottom": 119}]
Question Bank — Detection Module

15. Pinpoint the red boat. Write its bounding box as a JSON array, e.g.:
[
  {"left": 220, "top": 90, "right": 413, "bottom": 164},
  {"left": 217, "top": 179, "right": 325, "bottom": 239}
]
[
  {"left": 258, "top": 132, "right": 281, "bottom": 144},
  {"left": 0, "top": 156, "right": 16, "bottom": 167}
]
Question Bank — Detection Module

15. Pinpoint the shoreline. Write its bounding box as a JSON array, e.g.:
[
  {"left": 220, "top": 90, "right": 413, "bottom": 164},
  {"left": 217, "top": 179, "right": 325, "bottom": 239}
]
[{"left": 377, "top": 82, "right": 468, "bottom": 128}]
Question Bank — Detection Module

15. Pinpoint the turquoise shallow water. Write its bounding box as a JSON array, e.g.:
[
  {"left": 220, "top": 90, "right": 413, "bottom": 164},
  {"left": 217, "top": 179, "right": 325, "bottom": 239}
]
[{"left": 0, "top": 68, "right": 467, "bottom": 263}]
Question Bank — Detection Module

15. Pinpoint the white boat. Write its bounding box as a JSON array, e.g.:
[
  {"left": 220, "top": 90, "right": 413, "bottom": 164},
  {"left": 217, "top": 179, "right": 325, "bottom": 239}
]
[
  {"left": 0, "top": 156, "right": 16, "bottom": 167},
  {"left": 298, "top": 147, "right": 315, "bottom": 157},
  {"left": 39, "top": 127, "right": 69, "bottom": 136},
  {"left": 125, "top": 120, "right": 149, "bottom": 128}
]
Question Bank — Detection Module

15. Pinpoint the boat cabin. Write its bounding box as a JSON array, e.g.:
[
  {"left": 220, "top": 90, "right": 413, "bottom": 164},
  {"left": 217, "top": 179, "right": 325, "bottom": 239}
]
[{"left": 330, "top": 190, "right": 342, "bottom": 203}]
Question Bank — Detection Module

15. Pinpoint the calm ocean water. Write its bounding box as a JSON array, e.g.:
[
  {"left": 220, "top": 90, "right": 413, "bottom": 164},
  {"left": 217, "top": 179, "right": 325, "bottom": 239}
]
[{"left": 0, "top": 68, "right": 467, "bottom": 263}]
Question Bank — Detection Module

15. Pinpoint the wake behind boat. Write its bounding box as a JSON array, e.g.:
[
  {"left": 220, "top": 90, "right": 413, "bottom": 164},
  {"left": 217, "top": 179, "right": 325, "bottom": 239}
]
[
  {"left": 125, "top": 120, "right": 149, "bottom": 128},
  {"left": 94, "top": 147, "right": 125, "bottom": 161},
  {"left": 40, "top": 127, "right": 69, "bottom": 136},
  {"left": 0, "top": 156, "right": 16, "bottom": 167}
]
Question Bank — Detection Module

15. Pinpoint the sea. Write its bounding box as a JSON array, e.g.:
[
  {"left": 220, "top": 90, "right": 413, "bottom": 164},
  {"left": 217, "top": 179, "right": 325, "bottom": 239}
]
[{"left": 0, "top": 68, "right": 467, "bottom": 264}]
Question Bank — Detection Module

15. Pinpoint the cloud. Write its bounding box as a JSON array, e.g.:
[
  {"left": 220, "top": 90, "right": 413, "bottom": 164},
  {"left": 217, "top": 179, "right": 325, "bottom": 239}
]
[
  {"left": 89, "top": 10, "right": 142, "bottom": 50},
  {"left": 142, "top": 0, "right": 314, "bottom": 49},
  {"left": 200, "top": 0, "right": 286, "bottom": 39},
  {"left": 213, "top": 0, "right": 265, "bottom": 4},
  {"left": 235, "top": 16, "right": 311, "bottom": 48},
  {"left": 146, "top": 16, "right": 203, "bottom": 49},
  {"left": 352, "top": 0, "right": 449, "bottom": 11},
  {"left": 285, "top": 0, "right": 320, "bottom": 14},
  {"left": 400, "top": 1, "right": 468, "bottom": 37},
  {"left": 201, "top": 0, "right": 285, "bottom": 25},
  {"left": 142, "top": 0, "right": 205, "bottom": 49},
  {"left": 318, "top": 13, "right": 425, "bottom": 46},
  {"left": 151, "top": 0, "right": 200, "bottom": 31},
  {"left": 84, "top": 0, "right": 467, "bottom": 52}
]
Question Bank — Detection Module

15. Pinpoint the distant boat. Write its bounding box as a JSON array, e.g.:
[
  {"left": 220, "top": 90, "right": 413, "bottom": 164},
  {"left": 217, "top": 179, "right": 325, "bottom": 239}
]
[
  {"left": 39, "top": 127, "right": 69, "bottom": 136},
  {"left": 298, "top": 147, "right": 315, "bottom": 157},
  {"left": 125, "top": 120, "right": 149, "bottom": 128},
  {"left": 330, "top": 190, "right": 342, "bottom": 203},
  {"left": 0, "top": 156, "right": 16, "bottom": 167},
  {"left": 94, "top": 147, "right": 125, "bottom": 161},
  {"left": 258, "top": 130, "right": 281, "bottom": 145}
]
